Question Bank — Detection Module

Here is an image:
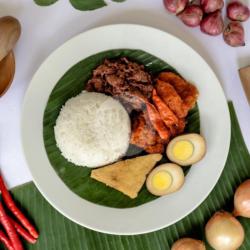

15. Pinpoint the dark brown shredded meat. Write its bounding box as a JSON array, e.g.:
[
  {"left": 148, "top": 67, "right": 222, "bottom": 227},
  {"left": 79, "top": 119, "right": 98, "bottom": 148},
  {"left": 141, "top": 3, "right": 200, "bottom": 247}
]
[
  {"left": 86, "top": 58, "right": 153, "bottom": 111},
  {"left": 85, "top": 57, "right": 199, "bottom": 154}
]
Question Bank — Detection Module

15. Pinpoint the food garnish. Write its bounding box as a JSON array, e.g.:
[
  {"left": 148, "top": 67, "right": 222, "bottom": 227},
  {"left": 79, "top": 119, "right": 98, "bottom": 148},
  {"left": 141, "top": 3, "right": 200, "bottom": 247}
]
[
  {"left": 166, "top": 133, "right": 206, "bottom": 166},
  {"left": 205, "top": 211, "right": 245, "bottom": 250},
  {"left": 223, "top": 21, "right": 245, "bottom": 47},
  {"left": 146, "top": 163, "right": 184, "bottom": 196},
  {"left": 91, "top": 154, "right": 162, "bottom": 198},
  {"left": 233, "top": 179, "right": 250, "bottom": 218},
  {"left": 171, "top": 238, "right": 206, "bottom": 250}
]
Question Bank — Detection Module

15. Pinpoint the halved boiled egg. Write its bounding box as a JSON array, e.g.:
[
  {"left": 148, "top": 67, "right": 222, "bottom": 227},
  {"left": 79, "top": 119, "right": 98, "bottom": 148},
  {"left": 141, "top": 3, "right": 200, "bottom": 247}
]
[
  {"left": 166, "top": 133, "right": 206, "bottom": 166},
  {"left": 146, "top": 163, "right": 185, "bottom": 196}
]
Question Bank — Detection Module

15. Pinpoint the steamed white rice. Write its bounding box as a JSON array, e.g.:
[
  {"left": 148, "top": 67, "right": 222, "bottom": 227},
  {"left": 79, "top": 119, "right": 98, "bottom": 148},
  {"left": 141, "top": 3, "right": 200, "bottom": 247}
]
[{"left": 54, "top": 92, "right": 131, "bottom": 168}]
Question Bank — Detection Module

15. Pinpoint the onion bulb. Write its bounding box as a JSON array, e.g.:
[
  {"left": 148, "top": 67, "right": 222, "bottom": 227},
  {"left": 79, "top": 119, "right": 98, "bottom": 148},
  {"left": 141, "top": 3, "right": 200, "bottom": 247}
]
[
  {"left": 200, "top": 11, "right": 224, "bottom": 36},
  {"left": 223, "top": 21, "right": 245, "bottom": 47},
  {"left": 205, "top": 211, "right": 245, "bottom": 250},
  {"left": 163, "top": 0, "right": 188, "bottom": 14},
  {"left": 201, "top": 0, "right": 224, "bottom": 13},
  {"left": 171, "top": 238, "right": 205, "bottom": 250},
  {"left": 227, "top": 1, "right": 250, "bottom": 22},
  {"left": 178, "top": 5, "right": 203, "bottom": 27},
  {"left": 233, "top": 180, "right": 250, "bottom": 218}
]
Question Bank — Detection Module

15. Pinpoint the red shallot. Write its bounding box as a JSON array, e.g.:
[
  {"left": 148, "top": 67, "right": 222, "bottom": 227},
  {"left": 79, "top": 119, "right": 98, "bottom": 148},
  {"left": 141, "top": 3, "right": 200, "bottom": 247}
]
[
  {"left": 201, "top": 0, "right": 224, "bottom": 13},
  {"left": 164, "top": 0, "right": 188, "bottom": 14},
  {"left": 200, "top": 11, "right": 224, "bottom": 36},
  {"left": 223, "top": 21, "right": 245, "bottom": 47},
  {"left": 227, "top": 1, "right": 250, "bottom": 22},
  {"left": 178, "top": 5, "right": 203, "bottom": 27}
]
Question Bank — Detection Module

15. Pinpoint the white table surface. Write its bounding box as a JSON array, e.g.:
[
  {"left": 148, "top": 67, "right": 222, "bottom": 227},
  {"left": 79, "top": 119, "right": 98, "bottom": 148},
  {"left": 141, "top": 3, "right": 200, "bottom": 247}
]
[{"left": 0, "top": 0, "right": 249, "bottom": 189}]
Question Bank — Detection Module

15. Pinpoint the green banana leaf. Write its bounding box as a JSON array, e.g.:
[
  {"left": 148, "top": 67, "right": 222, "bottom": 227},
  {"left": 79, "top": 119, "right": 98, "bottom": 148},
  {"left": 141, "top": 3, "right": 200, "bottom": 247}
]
[
  {"left": 43, "top": 49, "right": 200, "bottom": 208},
  {"left": 69, "top": 0, "right": 107, "bottom": 10},
  {"left": 7, "top": 102, "right": 250, "bottom": 250},
  {"left": 33, "top": 0, "right": 58, "bottom": 6},
  {"left": 34, "top": 0, "right": 126, "bottom": 9}
]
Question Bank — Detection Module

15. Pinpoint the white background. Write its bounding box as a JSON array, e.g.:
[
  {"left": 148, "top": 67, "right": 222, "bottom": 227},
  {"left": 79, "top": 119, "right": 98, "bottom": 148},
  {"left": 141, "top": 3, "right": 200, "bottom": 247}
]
[{"left": 0, "top": 0, "right": 249, "bottom": 188}]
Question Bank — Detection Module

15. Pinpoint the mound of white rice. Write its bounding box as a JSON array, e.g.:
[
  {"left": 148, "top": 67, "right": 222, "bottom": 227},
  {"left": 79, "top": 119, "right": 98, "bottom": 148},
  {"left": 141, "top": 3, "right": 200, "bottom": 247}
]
[{"left": 54, "top": 92, "right": 131, "bottom": 168}]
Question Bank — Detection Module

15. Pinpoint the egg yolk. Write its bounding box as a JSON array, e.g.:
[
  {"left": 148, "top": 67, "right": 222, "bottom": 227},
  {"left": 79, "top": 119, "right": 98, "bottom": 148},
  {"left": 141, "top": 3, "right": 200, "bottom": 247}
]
[
  {"left": 152, "top": 171, "right": 172, "bottom": 190},
  {"left": 172, "top": 140, "right": 194, "bottom": 161}
]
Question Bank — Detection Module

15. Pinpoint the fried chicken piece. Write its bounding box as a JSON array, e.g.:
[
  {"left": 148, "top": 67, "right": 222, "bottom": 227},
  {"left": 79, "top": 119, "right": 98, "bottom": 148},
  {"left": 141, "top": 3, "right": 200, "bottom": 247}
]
[
  {"left": 152, "top": 89, "right": 179, "bottom": 127},
  {"left": 155, "top": 79, "right": 187, "bottom": 118},
  {"left": 130, "top": 113, "right": 157, "bottom": 148},
  {"left": 168, "top": 118, "right": 186, "bottom": 136},
  {"left": 158, "top": 72, "right": 199, "bottom": 111},
  {"left": 130, "top": 113, "right": 165, "bottom": 154},
  {"left": 145, "top": 143, "right": 165, "bottom": 154},
  {"left": 146, "top": 103, "right": 170, "bottom": 141}
]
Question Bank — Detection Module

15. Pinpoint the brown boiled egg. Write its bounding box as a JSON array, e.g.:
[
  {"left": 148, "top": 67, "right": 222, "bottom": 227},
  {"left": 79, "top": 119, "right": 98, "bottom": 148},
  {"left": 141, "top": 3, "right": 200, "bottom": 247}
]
[
  {"left": 166, "top": 133, "right": 206, "bottom": 166},
  {"left": 146, "top": 163, "right": 184, "bottom": 196}
]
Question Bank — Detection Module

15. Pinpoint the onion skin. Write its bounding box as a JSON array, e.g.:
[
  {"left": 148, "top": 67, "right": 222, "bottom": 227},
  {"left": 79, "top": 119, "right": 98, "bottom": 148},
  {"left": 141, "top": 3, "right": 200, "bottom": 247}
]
[
  {"left": 200, "top": 11, "right": 224, "bottom": 36},
  {"left": 223, "top": 21, "right": 245, "bottom": 47},
  {"left": 164, "top": 0, "right": 188, "bottom": 14},
  {"left": 205, "top": 211, "right": 245, "bottom": 250},
  {"left": 233, "top": 180, "right": 250, "bottom": 217},
  {"left": 171, "top": 238, "right": 206, "bottom": 250},
  {"left": 227, "top": 1, "right": 250, "bottom": 22},
  {"left": 201, "top": 0, "right": 224, "bottom": 13},
  {"left": 178, "top": 5, "right": 203, "bottom": 27}
]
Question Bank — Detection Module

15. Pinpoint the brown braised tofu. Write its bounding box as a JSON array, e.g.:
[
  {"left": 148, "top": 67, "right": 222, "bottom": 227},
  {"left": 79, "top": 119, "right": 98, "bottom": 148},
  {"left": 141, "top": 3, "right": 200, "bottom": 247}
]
[{"left": 91, "top": 154, "right": 162, "bottom": 199}]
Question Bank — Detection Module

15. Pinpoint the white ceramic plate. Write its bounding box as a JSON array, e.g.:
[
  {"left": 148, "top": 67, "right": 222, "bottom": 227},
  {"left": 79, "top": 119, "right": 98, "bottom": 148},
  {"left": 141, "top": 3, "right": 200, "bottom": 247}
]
[{"left": 22, "top": 24, "right": 230, "bottom": 235}]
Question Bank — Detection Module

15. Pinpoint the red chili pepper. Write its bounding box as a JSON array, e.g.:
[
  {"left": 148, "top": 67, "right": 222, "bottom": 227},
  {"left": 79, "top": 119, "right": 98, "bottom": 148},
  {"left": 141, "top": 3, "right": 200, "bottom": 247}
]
[
  {"left": 9, "top": 217, "right": 37, "bottom": 244},
  {"left": 0, "top": 230, "right": 14, "bottom": 250},
  {"left": 0, "top": 175, "right": 39, "bottom": 239},
  {"left": 0, "top": 203, "right": 23, "bottom": 250}
]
